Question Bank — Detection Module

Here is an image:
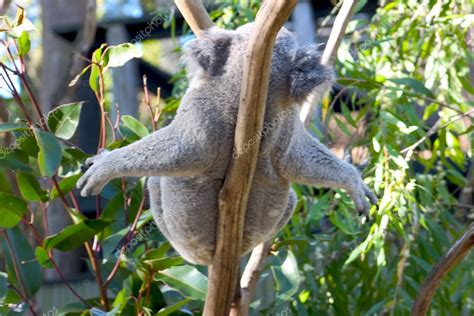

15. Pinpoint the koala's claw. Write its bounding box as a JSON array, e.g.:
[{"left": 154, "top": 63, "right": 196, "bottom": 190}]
[
  {"left": 76, "top": 151, "right": 111, "bottom": 196},
  {"left": 348, "top": 180, "right": 378, "bottom": 214},
  {"left": 85, "top": 149, "right": 109, "bottom": 167},
  {"left": 364, "top": 185, "right": 378, "bottom": 205}
]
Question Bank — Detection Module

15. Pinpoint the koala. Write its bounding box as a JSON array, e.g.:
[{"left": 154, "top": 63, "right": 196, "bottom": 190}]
[{"left": 77, "top": 23, "right": 377, "bottom": 265}]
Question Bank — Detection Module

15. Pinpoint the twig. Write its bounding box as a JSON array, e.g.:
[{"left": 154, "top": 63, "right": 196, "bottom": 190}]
[
  {"left": 300, "top": 0, "right": 359, "bottom": 125},
  {"left": 321, "top": 0, "right": 359, "bottom": 65},
  {"left": 103, "top": 196, "right": 146, "bottom": 288},
  {"left": 0, "top": 230, "right": 38, "bottom": 315},
  {"left": 142, "top": 75, "right": 157, "bottom": 132},
  {"left": 401, "top": 108, "right": 474, "bottom": 158},
  {"left": 50, "top": 176, "right": 110, "bottom": 310},
  {"left": 412, "top": 223, "right": 474, "bottom": 315},
  {"left": 230, "top": 241, "right": 272, "bottom": 316}
]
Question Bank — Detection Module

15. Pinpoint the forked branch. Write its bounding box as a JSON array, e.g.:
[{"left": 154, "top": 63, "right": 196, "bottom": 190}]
[{"left": 204, "top": 0, "right": 296, "bottom": 314}]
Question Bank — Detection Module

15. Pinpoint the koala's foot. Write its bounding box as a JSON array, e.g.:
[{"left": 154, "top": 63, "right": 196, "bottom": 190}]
[{"left": 76, "top": 150, "right": 112, "bottom": 196}]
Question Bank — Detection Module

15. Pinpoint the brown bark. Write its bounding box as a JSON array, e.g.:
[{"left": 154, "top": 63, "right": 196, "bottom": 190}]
[
  {"left": 174, "top": 0, "right": 213, "bottom": 37},
  {"left": 412, "top": 223, "right": 474, "bottom": 315},
  {"left": 300, "top": 0, "right": 359, "bottom": 125},
  {"left": 204, "top": 1, "right": 296, "bottom": 314},
  {"left": 0, "top": 0, "right": 11, "bottom": 15},
  {"left": 230, "top": 241, "right": 272, "bottom": 316}
]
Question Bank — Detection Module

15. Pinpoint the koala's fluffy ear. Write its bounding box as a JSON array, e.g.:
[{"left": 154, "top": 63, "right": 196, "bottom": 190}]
[
  {"left": 290, "top": 45, "right": 335, "bottom": 103},
  {"left": 184, "top": 28, "right": 233, "bottom": 77}
]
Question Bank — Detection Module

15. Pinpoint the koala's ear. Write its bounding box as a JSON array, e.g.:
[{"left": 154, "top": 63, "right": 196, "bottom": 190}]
[
  {"left": 290, "top": 45, "right": 335, "bottom": 103},
  {"left": 185, "top": 28, "right": 233, "bottom": 76}
]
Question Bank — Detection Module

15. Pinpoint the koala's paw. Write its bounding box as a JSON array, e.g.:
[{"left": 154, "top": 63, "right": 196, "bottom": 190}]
[
  {"left": 347, "top": 177, "right": 378, "bottom": 214},
  {"left": 76, "top": 150, "right": 111, "bottom": 197}
]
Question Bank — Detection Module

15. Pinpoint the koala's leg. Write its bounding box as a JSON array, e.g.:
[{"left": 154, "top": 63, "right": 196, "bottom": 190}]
[
  {"left": 278, "top": 123, "right": 377, "bottom": 212},
  {"left": 272, "top": 188, "right": 297, "bottom": 233},
  {"left": 77, "top": 123, "right": 214, "bottom": 196},
  {"left": 147, "top": 176, "right": 172, "bottom": 239},
  {"left": 242, "top": 189, "right": 297, "bottom": 254}
]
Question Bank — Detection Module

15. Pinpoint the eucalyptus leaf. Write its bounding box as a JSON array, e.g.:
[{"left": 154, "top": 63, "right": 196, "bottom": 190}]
[
  {"left": 44, "top": 219, "right": 114, "bottom": 252},
  {"left": 48, "top": 102, "right": 84, "bottom": 140},
  {"left": 34, "top": 129, "right": 62, "bottom": 178},
  {"left": 16, "top": 171, "right": 48, "bottom": 202},
  {"left": 0, "top": 193, "right": 28, "bottom": 229},
  {"left": 155, "top": 265, "right": 208, "bottom": 301},
  {"left": 103, "top": 43, "right": 142, "bottom": 69}
]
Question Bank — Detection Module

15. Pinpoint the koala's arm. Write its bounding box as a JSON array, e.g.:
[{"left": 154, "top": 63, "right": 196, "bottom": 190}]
[
  {"left": 77, "top": 123, "right": 213, "bottom": 196},
  {"left": 278, "top": 122, "right": 377, "bottom": 212}
]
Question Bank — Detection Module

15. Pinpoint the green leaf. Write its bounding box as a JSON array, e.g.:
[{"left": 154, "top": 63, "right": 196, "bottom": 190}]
[
  {"left": 157, "top": 299, "right": 191, "bottom": 316},
  {"left": 69, "top": 64, "right": 91, "bottom": 87},
  {"left": 48, "top": 102, "right": 84, "bottom": 140},
  {"left": 154, "top": 265, "right": 208, "bottom": 301},
  {"left": 35, "top": 247, "right": 53, "bottom": 269},
  {"left": 120, "top": 115, "right": 149, "bottom": 139},
  {"left": 344, "top": 232, "right": 375, "bottom": 266},
  {"left": 0, "top": 123, "right": 27, "bottom": 133},
  {"left": 16, "top": 171, "right": 48, "bottom": 202},
  {"left": 44, "top": 219, "right": 114, "bottom": 252},
  {"left": 389, "top": 77, "right": 434, "bottom": 97},
  {"left": 143, "top": 256, "right": 183, "bottom": 272},
  {"left": 142, "top": 243, "right": 171, "bottom": 261},
  {"left": 89, "top": 63, "right": 101, "bottom": 93},
  {"left": 103, "top": 43, "right": 142, "bottom": 69},
  {"left": 334, "top": 114, "right": 352, "bottom": 136},
  {"left": 50, "top": 174, "right": 82, "bottom": 200},
  {"left": 270, "top": 250, "right": 303, "bottom": 301},
  {"left": 1, "top": 227, "right": 42, "bottom": 296},
  {"left": 18, "top": 31, "right": 30, "bottom": 57},
  {"left": 34, "top": 129, "right": 62, "bottom": 178},
  {"left": 0, "top": 192, "right": 28, "bottom": 228}
]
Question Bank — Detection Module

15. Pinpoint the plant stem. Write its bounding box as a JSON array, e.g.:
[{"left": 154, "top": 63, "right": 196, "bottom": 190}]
[{"left": 0, "top": 230, "right": 39, "bottom": 315}]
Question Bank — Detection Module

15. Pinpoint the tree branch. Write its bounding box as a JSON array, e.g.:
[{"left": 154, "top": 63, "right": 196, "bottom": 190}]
[
  {"left": 0, "top": 0, "right": 11, "bottom": 15},
  {"left": 174, "top": 0, "right": 213, "bottom": 37},
  {"left": 412, "top": 223, "right": 474, "bottom": 315},
  {"left": 203, "top": 1, "right": 296, "bottom": 315},
  {"left": 300, "top": 0, "right": 359, "bottom": 125},
  {"left": 230, "top": 241, "right": 272, "bottom": 316}
]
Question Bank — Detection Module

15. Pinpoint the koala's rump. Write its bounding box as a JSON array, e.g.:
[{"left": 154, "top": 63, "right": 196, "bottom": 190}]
[{"left": 150, "top": 174, "right": 291, "bottom": 265}]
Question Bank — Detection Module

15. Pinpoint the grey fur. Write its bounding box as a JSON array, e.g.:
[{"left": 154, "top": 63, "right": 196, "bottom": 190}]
[{"left": 77, "top": 23, "right": 377, "bottom": 265}]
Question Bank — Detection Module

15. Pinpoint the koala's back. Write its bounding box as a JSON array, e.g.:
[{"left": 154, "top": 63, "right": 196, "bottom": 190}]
[{"left": 149, "top": 24, "right": 301, "bottom": 265}]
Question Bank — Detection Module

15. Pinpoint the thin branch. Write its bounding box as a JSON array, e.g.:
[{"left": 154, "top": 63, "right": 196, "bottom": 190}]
[
  {"left": 104, "top": 196, "right": 146, "bottom": 288},
  {"left": 412, "top": 223, "right": 474, "bottom": 315},
  {"left": 321, "top": 0, "right": 359, "bottom": 65},
  {"left": 203, "top": 1, "right": 297, "bottom": 315},
  {"left": 300, "top": 0, "right": 359, "bottom": 125},
  {"left": 174, "top": 0, "right": 213, "bottom": 37},
  {"left": 230, "top": 241, "right": 272, "bottom": 316},
  {"left": 401, "top": 108, "right": 474, "bottom": 158},
  {"left": 0, "top": 0, "right": 12, "bottom": 15}
]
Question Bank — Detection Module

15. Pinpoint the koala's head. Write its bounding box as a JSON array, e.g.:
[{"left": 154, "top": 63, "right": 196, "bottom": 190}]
[{"left": 182, "top": 23, "right": 334, "bottom": 104}]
